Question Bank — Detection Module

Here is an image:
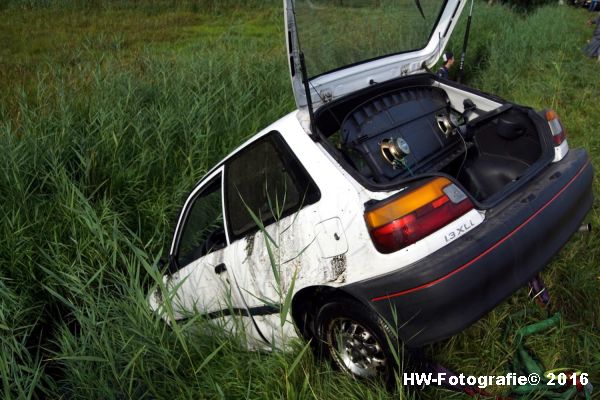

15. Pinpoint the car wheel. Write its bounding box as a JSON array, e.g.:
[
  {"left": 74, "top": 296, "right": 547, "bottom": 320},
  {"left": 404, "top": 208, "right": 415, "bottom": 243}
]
[{"left": 315, "top": 299, "right": 399, "bottom": 383}]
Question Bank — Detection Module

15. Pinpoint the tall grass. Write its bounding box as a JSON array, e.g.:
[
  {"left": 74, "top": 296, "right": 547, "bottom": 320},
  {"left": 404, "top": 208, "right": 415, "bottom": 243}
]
[
  {"left": 0, "top": 1, "right": 598, "bottom": 398},
  {"left": 0, "top": 0, "right": 280, "bottom": 12}
]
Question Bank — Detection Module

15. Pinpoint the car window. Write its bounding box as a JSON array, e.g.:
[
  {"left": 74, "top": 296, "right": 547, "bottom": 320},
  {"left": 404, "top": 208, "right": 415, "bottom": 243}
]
[
  {"left": 176, "top": 176, "right": 226, "bottom": 267},
  {"left": 225, "top": 132, "right": 320, "bottom": 240}
]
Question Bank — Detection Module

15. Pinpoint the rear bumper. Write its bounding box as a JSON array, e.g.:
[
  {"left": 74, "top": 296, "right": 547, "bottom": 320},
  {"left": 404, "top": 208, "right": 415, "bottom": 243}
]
[{"left": 343, "top": 148, "right": 593, "bottom": 347}]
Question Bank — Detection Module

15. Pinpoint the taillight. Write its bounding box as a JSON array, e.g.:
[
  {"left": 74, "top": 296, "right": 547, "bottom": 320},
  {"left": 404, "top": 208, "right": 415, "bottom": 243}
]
[
  {"left": 365, "top": 177, "right": 474, "bottom": 254},
  {"left": 546, "top": 110, "right": 567, "bottom": 146}
]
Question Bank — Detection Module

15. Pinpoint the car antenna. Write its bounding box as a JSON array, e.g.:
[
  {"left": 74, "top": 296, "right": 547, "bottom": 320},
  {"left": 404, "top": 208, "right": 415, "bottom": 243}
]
[{"left": 458, "top": 0, "right": 475, "bottom": 83}]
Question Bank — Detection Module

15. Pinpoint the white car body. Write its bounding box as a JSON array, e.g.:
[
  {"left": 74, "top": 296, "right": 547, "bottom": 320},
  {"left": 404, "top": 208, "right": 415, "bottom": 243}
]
[
  {"left": 150, "top": 108, "right": 486, "bottom": 349},
  {"left": 149, "top": 0, "right": 593, "bottom": 364}
]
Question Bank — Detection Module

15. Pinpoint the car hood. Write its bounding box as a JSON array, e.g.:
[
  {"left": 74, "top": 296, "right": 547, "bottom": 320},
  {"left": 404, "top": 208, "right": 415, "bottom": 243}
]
[{"left": 284, "top": 0, "right": 466, "bottom": 112}]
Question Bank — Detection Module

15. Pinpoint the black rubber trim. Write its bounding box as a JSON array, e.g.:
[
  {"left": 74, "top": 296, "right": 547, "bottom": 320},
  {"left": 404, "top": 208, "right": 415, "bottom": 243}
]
[
  {"left": 207, "top": 304, "right": 280, "bottom": 320},
  {"left": 177, "top": 304, "right": 280, "bottom": 323}
]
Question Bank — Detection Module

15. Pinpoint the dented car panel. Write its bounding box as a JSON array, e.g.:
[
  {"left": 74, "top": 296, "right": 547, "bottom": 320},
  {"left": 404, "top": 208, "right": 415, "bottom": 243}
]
[{"left": 151, "top": 107, "right": 592, "bottom": 349}]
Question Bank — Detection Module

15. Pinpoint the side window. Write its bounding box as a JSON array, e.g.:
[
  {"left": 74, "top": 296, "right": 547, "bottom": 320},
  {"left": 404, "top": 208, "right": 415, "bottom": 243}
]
[
  {"left": 176, "top": 176, "right": 226, "bottom": 267},
  {"left": 225, "top": 132, "right": 320, "bottom": 241}
]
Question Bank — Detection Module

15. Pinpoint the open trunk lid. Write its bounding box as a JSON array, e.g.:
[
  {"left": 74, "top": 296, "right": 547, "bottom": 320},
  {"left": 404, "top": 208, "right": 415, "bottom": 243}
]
[{"left": 284, "top": 0, "right": 467, "bottom": 113}]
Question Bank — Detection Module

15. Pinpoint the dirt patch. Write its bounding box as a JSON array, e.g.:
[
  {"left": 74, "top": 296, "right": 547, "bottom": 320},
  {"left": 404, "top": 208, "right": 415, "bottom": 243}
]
[
  {"left": 245, "top": 233, "right": 255, "bottom": 259},
  {"left": 330, "top": 254, "right": 347, "bottom": 282}
]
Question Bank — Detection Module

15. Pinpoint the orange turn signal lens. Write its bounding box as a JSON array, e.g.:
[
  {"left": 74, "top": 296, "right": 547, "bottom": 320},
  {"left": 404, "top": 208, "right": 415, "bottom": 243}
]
[
  {"left": 365, "top": 177, "right": 451, "bottom": 229},
  {"left": 545, "top": 109, "right": 566, "bottom": 146},
  {"left": 545, "top": 109, "right": 557, "bottom": 121},
  {"left": 364, "top": 177, "right": 474, "bottom": 253}
]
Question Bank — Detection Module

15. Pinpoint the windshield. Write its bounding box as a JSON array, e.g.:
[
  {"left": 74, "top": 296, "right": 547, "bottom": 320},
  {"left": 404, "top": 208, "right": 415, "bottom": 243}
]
[{"left": 293, "top": 0, "right": 448, "bottom": 79}]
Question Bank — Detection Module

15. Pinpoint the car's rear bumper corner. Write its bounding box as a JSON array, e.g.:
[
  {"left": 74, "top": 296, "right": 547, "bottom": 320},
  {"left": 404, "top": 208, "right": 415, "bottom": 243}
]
[{"left": 343, "top": 148, "right": 593, "bottom": 347}]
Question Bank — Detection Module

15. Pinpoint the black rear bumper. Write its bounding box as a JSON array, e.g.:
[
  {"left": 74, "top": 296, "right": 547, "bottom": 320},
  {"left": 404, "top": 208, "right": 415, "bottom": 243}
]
[{"left": 343, "top": 148, "right": 594, "bottom": 347}]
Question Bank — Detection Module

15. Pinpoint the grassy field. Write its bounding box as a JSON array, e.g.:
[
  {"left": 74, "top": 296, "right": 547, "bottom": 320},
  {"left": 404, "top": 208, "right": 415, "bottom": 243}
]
[{"left": 0, "top": 0, "right": 599, "bottom": 399}]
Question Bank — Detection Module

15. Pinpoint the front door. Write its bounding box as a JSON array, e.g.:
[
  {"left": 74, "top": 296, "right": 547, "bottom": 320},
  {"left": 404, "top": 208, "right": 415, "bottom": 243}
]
[{"left": 166, "top": 169, "right": 234, "bottom": 320}]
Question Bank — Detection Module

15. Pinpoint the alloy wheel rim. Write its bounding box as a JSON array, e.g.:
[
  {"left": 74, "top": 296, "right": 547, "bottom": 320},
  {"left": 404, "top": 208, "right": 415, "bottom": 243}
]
[{"left": 327, "top": 317, "right": 387, "bottom": 379}]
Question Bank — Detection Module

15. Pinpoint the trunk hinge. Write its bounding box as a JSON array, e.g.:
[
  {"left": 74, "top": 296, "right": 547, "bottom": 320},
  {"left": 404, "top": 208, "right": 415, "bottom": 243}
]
[{"left": 299, "top": 52, "right": 318, "bottom": 141}]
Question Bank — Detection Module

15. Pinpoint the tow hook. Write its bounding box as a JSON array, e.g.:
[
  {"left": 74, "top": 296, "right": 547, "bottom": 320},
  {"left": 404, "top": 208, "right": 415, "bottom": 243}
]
[{"left": 578, "top": 223, "right": 592, "bottom": 233}]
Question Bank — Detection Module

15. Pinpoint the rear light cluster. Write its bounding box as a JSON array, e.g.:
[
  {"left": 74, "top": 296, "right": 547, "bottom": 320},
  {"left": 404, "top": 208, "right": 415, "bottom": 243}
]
[
  {"left": 546, "top": 110, "right": 567, "bottom": 146},
  {"left": 365, "top": 177, "right": 474, "bottom": 254}
]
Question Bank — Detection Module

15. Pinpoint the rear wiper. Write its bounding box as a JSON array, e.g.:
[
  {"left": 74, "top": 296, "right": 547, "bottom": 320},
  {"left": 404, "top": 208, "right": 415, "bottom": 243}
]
[{"left": 415, "top": 0, "right": 426, "bottom": 19}]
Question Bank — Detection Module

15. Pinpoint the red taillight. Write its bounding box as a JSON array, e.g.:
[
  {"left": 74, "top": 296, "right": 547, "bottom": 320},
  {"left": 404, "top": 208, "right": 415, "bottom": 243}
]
[
  {"left": 365, "top": 178, "right": 474, "bottom": 254},
  {"left": 546, "top": 110, "right": 567, "bottom": 146},
  {"left": 552, "top": 131, "right": 566, "bottom": 146}
]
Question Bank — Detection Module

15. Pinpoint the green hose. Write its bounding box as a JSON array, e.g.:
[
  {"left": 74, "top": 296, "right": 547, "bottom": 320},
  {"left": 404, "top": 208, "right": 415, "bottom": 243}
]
[
  {"left": 508, "top": 313, "right": 592, "bottom": 399},
  {"left": 515, "top": 312, "right": 561, "bottom": 342}
]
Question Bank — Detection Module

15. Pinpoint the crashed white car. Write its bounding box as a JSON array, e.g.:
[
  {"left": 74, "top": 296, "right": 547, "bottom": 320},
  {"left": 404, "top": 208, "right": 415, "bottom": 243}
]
[{"left": 150, "top": 0, "right": 593, "bottom": 382}]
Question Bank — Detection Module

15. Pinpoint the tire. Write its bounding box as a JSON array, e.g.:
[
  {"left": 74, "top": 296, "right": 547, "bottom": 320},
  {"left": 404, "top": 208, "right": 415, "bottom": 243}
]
[{"left": 315, "top": 299, "right": 401, "bottom": 384}]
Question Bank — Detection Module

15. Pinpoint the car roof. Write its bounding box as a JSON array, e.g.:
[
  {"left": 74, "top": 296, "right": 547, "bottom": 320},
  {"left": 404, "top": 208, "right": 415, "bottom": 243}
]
[{"left": 195, "top": 111, "right": 303, "bottom": 187}]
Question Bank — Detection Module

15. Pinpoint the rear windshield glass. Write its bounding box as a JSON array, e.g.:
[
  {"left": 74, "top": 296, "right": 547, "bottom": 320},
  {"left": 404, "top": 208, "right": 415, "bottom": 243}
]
[{"left": 293, "top": 0, "right": 447, "bottom": 78}]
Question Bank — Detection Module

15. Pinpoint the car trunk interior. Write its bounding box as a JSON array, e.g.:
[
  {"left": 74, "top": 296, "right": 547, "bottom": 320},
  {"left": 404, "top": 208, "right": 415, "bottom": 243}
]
[{"left": 314, "top": 75, "right": 551, "bottom": 203}]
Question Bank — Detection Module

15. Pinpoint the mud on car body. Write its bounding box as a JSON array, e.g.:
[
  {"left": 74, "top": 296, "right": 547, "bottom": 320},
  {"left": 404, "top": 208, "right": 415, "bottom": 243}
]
[{"left": 149, "top": 0, "right": 594, "bottom": 382}]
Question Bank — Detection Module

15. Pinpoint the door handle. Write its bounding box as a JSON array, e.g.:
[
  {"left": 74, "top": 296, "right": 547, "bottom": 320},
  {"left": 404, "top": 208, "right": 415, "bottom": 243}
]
[{"left": 214, "top": 263, "right": 227, "bottom": 275}]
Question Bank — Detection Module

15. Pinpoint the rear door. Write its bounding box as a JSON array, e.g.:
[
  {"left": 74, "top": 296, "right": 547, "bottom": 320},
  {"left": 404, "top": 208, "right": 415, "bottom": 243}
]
[{"left": 223, "top": 131, "right": 329, "bottom": 346}]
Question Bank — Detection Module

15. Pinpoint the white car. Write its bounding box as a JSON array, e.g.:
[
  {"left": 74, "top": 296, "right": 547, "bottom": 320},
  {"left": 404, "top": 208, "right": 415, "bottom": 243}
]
[{"left": 150, "top": 0, "right": 593, "bottom": 382}]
